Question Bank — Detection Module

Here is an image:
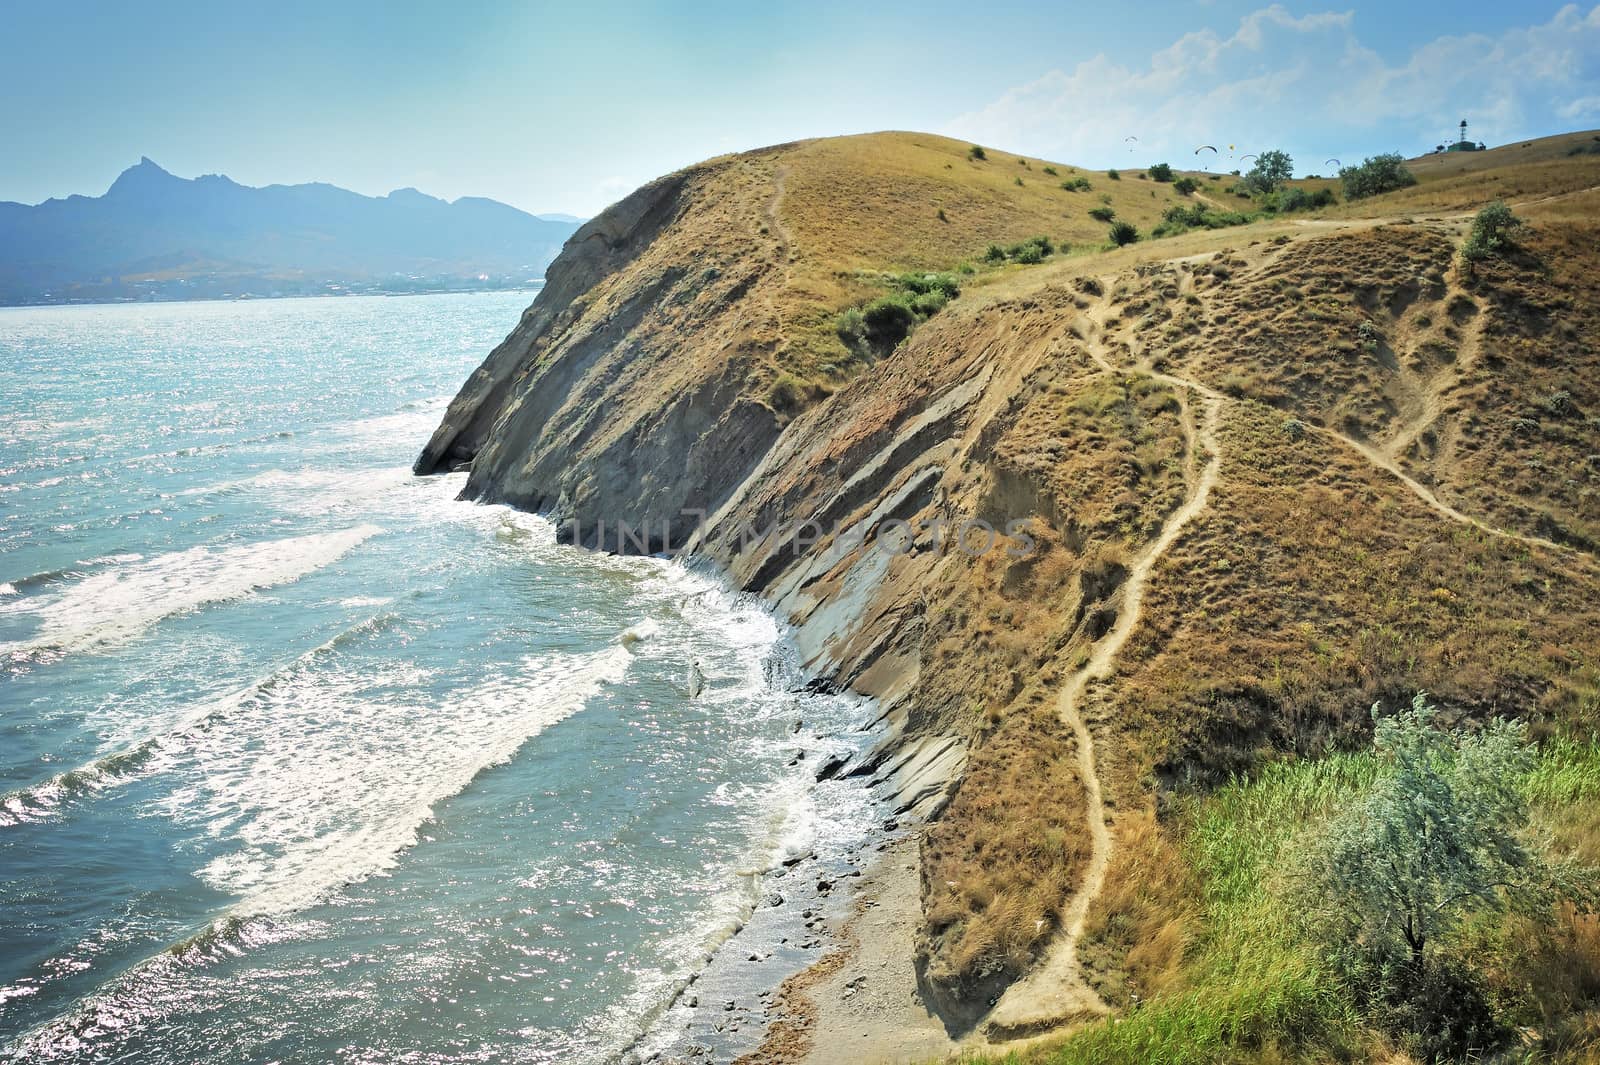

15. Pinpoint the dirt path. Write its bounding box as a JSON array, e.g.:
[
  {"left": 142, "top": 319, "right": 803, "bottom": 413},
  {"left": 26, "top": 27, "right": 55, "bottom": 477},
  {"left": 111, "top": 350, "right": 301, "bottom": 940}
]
[
  {"left": 986, "top": 299, "right": 1224, "bottom": 1037},
  {"left": 752, "top": 162, "right": 797, "bottom": 345}
]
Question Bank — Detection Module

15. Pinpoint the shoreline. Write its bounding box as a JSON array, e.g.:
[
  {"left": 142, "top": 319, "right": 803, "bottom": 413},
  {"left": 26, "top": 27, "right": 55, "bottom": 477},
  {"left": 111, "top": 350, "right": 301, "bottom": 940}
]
[{"left": 732, "top": 836, "right": 964, "bottom": 1065}]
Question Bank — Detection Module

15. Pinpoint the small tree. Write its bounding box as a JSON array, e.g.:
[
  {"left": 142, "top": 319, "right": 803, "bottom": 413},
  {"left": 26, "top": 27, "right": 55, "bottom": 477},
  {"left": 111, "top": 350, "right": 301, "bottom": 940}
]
[
  {"left": 1243, "top": 149, "right": 1293, "bottom": 194},
  {"left": 1108, "top": 221, "right": 1139, "bottom": 246},
  {"left": 968, "top": 145, "right": 987, "bottom": 161},
  {"left": 1148, "top": 162, "right": 1174, "bottom": 182},
  {"left": 1311, "top": 694, "right": 1596, "bottom": 1059},
  {"left": 1460, "top": 200, "right": 1522, "bottom": 271}
]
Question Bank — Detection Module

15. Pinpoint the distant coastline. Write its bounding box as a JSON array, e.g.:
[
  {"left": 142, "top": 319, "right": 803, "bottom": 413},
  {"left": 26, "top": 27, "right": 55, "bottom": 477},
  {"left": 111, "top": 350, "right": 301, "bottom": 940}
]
[
  {"left": 3, "top": 277, "right": 546, "bottom": 309},
  {"left": 0, "top": 157, "right": 580, "bottom": 306}
]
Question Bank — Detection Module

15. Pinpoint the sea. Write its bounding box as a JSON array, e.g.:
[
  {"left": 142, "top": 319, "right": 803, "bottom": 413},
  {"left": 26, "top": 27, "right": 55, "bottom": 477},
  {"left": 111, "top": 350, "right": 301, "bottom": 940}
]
[{"left": 0, "top": 292, "right": 880, "bottom": 1063}]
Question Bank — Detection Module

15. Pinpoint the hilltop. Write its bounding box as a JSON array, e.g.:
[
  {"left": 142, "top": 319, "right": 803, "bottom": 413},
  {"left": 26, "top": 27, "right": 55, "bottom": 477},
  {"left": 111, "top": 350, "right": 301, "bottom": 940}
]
[
  {"left": 0, "top": 159, "right": 580, "bottom": 304},
  {"left": 420, "top": 129, "right": 1600, "bottom": 1062}
]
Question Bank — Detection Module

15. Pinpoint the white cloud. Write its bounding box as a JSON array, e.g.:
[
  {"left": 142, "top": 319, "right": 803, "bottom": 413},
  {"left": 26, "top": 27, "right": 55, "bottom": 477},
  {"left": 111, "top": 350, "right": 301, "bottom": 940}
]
[{"left": 947, "top": 3, "right": 1600, "bottom": 171}]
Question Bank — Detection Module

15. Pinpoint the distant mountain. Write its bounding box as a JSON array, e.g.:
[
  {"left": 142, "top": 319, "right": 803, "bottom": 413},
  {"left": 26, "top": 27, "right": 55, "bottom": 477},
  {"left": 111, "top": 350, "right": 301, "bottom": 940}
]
[{"left": 0, "top": 159, "right": 584, "bottom": 304}]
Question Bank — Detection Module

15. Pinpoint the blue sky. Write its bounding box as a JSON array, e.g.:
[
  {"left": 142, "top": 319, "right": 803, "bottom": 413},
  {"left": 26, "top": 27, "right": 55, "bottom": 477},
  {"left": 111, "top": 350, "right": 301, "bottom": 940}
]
[{"left": 2, "top": 1, "right": 1597, "bottom": 216}]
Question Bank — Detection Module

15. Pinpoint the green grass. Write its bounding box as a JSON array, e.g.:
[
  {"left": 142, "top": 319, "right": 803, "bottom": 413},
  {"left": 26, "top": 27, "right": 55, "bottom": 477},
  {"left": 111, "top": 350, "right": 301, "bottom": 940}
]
[{"left": 970, "top": 733, "right": 1600, "bottom": 1065}]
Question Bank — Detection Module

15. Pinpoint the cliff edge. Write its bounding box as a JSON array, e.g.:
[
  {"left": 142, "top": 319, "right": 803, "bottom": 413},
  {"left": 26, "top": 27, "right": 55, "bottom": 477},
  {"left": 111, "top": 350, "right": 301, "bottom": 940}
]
[{"left": 420, "top": 130, "right": 1600, "bottom": 1045}]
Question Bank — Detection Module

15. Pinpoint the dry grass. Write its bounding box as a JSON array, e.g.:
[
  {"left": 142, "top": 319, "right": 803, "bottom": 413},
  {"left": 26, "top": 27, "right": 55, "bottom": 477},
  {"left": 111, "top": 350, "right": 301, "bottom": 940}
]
[
  {"left": 522, "top": 126, "right": 1600, "bottom": 1039},
  {"left": 1095, "top": 397, "right": 1600, "bottom": 798}
]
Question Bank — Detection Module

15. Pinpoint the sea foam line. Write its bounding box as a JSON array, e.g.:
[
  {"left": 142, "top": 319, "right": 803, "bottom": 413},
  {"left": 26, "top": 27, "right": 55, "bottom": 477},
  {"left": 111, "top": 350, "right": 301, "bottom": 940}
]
[
  {"left": 0, "top": 524, "right": 380, "bottom": 660},
  {"left": 0, "top": 609, "right": 403, "bottom": 829},
  {"left": 4, "top": 640, "right": 635, "bottom": 1061}
]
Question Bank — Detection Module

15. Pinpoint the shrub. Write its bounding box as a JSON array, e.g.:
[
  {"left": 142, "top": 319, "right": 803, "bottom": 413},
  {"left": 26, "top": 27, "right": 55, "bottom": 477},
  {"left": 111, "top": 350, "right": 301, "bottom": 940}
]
[
  {"left": 985, "top": 243, "right": 1006, "bottom": 263},
  {"left": 1059, "top": 176, "right": 1092, "bottom": 192},
  {"left": 1106, "top": 169, "right": 1121, "bottom": 181},
  {"left": 936, "top": 207, "right": 948, "bottom": 222},
  {"left": 1042, "top": 165, "right": 1058, "bottom": 176},
  {"left": 1087, "top": 206, "right": 1116, "bottom": 222},
  {"left": 1004, "top": 235, "right": 1054, "bottom": 264},
  {"left": 767, "top": 373, "right": 808, "bottom": 414},
  {"left": 1173, "top": 176, "right": 1198, "bottom": 195},
  {"left": 860, "top": 295, "right": 919, "bottom": 351},
  {"left": 1148, "top": 162, "right": 1175, "bottom": 182},
  {"left": 1461, "top": 200, "right": 1522, "bottom": 266},
  {"left": 1015, "top": 176, "right": 1024, "bottom": 186},
  {"left": 1108, "top": 221, "right": 1139, "bottom": 246},
  {"left": 968, "top": 145, "right": 986, "bottom": 161},
  {"left": 1307, "top": 694, "right": 1599, "bottom": 1060},
  {"left": 836, "top": 272, "right": 963, "bottom": 360},
  {"left": 895, "top": 271, "right": 961, "bottom": 300},
  {"left": 1151, "top": 203, "right": 1255, "bottom": 237},
  {"left": 1339, "top": 153, "right": 1417, "bottom": 200},
  {"left": 1273, "top": 186, "right": 1337, "bottom": 212}
]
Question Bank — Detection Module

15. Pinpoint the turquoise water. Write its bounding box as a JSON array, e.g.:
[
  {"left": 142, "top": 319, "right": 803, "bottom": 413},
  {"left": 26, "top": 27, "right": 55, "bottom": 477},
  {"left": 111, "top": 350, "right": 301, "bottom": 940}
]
[{"left": 0, "top": 294, "right": 876, "bottom": 1062}]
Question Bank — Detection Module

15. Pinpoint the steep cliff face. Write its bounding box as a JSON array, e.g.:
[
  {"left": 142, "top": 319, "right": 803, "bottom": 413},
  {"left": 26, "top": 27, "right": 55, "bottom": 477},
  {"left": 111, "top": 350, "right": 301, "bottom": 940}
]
[{"left": 420, "top": 131, "right": 1600, "bottom": 1034}]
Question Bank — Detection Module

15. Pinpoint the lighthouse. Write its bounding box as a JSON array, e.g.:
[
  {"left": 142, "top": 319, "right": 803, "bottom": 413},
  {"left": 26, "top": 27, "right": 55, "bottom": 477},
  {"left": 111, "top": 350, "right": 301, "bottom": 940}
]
[{"left": 1446, "top": 118, "right": 1482, "bottom": 153}]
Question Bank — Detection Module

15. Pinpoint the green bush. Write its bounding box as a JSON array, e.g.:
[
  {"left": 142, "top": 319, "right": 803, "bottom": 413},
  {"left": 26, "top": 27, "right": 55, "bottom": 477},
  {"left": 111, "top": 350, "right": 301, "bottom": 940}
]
[
  {"left": 1339, "top": 153, "right": 1417, "bottom": 200},
  {"left": 1151, "top": 202, "right": 1256, "bottom": 237},
  {"left": 767, "top": 373, "right": 808, "bottom": 413},
  {"left": 968, "top": 145, "right": 986, "bottom": 161},
  {"left": 1109, "top": 220, "right": 1139, "bottom": 246},
  {"left": 1461, "top": 200, "right": 1522, "bottom": 265},
  {"left": 1042, "top": 165, "right": 1058, "bottom": 176},
  {"left": 1173, "top": 176, "right": 1198, "bottom": 195},
  {"left": 1307, "top": 695, "right": 1599, "bottom": 1061},
  {"left": 1106, "top": 169, "right": 1121, "bottom": 181},
  {"left": 984, "top": 243, "right": 1006, "bottom": 263},
  {"left": 835, "top": 271, "right": 964, "bottom": 360},
  {"left": 860, "top": 295, "right": 918, "bottom": 351},
  {"left": 894, "top": 271, "right": 961, "bottom": 300},
  {"left": 1148, "top": 162, "right": 1175, "bottom": 182},
  {"left": 1088, "top": 206, "right": 1116, "bottom": 222},
  {"left": 1060, "top": 176, "right": 1093, "bottom": 192},
  {"left": 1271, "top": 186, "right": 1337, "bottom": 213}
]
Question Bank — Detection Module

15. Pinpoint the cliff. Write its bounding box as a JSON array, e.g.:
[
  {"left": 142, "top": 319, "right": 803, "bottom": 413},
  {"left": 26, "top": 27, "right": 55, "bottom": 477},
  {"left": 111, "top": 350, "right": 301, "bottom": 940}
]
[{"left": 419, "top": 130, "right": 1600, "bottom": 1042}]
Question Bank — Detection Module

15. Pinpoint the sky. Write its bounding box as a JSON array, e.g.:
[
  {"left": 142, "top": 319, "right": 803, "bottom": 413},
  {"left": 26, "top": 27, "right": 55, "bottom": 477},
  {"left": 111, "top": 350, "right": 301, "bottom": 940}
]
[{"left": 2, "top": 1, "right": 1598, "bottom": 217}]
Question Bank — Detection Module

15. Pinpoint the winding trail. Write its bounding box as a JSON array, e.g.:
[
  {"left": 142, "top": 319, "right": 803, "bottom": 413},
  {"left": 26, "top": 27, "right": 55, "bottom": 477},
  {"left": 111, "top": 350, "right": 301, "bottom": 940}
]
[
  {"left": 985, "top": 302, "right": 1224, "bottom": 1037},
  {"left": 985, "top": 241, "right": 1580, "bottom": 1041}
]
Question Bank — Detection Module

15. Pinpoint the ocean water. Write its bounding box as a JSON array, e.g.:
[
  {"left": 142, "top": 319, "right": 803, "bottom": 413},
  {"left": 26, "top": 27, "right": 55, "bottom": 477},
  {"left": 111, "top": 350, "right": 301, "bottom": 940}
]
[{"left": 0, "top": 294, "right": 878, "bottom": 1062}]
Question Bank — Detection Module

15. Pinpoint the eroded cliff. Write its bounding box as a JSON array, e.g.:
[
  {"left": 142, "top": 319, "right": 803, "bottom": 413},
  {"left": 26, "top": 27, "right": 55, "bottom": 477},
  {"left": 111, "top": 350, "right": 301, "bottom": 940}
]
[{"left": 419, "top": 130, "right": 1600, "bottom": 1040}]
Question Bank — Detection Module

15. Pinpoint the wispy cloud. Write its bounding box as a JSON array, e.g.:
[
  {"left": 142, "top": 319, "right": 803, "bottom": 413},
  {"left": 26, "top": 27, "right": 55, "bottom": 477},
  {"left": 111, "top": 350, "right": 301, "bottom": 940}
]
[{"left": 946, "top": 3, "right": 1600, "bottom": 170}]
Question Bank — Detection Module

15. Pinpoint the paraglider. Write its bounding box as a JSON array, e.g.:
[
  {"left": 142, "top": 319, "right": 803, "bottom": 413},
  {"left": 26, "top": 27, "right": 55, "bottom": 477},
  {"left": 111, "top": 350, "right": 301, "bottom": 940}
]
[
  {"left": 1239, "top": 154, "right": 1258, "bottom": 165},
  {"left": 1125, "top": 135, "right": 1138, "bottom": 153},
  {"left": 1194, "top": 145, "right": 1218, "bottom": 156},
  {"left": 1325, "top": 158, "right": 1341, "bottom": 170}
]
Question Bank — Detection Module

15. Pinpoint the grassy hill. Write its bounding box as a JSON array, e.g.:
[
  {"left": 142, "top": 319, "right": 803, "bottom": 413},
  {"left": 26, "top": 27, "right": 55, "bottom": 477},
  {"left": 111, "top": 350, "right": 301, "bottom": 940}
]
[{"left": 421, "top": 128, "right": 1600, "bottom": 1064}]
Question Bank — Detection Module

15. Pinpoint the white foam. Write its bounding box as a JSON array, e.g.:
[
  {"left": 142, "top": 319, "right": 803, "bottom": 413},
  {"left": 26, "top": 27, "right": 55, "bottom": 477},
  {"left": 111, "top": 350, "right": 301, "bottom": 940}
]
[
  {"left": 162, "top": 644, "right": 632, "bottom": 917},
  {"left": 0, "top": 525, "right": 379, "bottom": 658},
  {"left": 618, "top": 619, "right": 660, "bottom": 648}
]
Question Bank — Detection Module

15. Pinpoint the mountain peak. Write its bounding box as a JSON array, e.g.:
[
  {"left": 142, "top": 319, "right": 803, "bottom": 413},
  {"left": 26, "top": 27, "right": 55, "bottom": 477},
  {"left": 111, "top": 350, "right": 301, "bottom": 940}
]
[{"left": 107, "top": 156, "right": 179, "bottom": 198}]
